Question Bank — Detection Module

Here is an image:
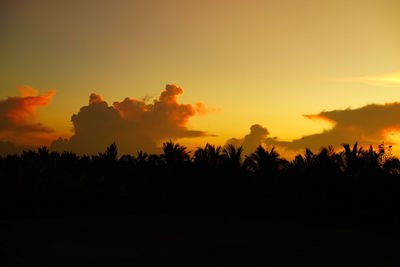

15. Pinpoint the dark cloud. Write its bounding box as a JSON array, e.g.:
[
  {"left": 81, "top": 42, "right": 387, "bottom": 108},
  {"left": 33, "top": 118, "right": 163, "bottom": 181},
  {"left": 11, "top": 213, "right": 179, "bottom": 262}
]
[
  {"left": 0, "top": 141, "right": 27, "bottom": 156},
  {"left": 227, "top": 124, "right": 269, "bottom": 155},
  {"left": 226, "top": 102, "right": 400, "bottom": 157},
  {"left": 51, "top": 84, "right": 214, "bottom": 154},
  {"left": 266, "top": 102, "right": 400, "bottom": 152}
]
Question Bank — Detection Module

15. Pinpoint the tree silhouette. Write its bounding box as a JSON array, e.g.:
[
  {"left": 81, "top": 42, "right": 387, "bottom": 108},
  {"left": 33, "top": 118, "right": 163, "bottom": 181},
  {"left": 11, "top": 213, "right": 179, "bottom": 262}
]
[
  {"left": 193, "top": 143, "right": 223, "bottom": 169},
  {"left": 341, "top": 142, "right": 363, "bottom": 177},
  {"left": 97, "top": 142, "right": 118, "bottom": 161},
  {"left": 245, "top": 145, "right": 285, "bottom": 176},
  {"left": 1, "top": 141, "right": 400, "bottom": 218},
  {"left": 161, "top": 140, "right": 190, "bottom": 169},
  {"left": 222, "top": 144, "right": 243, "bottom": 170}
]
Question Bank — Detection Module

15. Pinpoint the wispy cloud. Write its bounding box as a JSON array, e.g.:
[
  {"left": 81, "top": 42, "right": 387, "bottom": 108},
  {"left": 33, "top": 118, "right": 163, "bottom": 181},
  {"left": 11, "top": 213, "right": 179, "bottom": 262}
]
[{"left": 335, "top": 72, "right": 400, "bottom": 87}]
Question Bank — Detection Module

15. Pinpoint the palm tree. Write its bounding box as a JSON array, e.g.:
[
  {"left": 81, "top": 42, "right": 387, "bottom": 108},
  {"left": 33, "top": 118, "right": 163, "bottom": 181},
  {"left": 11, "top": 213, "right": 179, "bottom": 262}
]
[
  {"left": 97, "top": 142, "right": 118, "bottom": 161},
  {"left": 292, "top": 148, "right": 316, "bottom": 170},
  {"left": 119, "top": 154, "right": 134, "bottom": 163},
  {"left": 21, "top": 149, "right": 39, "bottom": 161},
  {"left": 245, "top": 145, "right": 285, "bottom": 176},
  {"left": 105, "top": 142, "right": 118, "bottom": 161},
  {"left": 193, "top": 143, "right": 222, "bottom": 168},
  {"left": 37, "top": 146, "right": 50, "bottom": 160},
  {"left": 222, "top": 144, "right": 243, "bottom": 170},
  {"left": 315, "top": 146, "right": 342, "bottom": 174},
  {"left": 363, "top": 145, "right": 384, "bottom": 167},
  {"left": 136, "top": 150, "right": 148, "bottom": 165},
  {"left": 341, "top": 142, "right": 363, "bottom": 177},
  {"left": 161, "top": 141, "right": 190, "bottom": 169},
  {"left": 60, "top": 151, "right": 78, "bottom": 162},
  {"left": 147, "top": 154, "right": 164, "bottom": 168}
]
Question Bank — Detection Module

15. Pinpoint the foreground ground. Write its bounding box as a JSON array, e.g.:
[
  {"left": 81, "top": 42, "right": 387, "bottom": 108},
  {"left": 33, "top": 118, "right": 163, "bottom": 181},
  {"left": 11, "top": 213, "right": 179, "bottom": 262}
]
[{"left": 1, "top": 216, "right": 400, "bottom": 266}]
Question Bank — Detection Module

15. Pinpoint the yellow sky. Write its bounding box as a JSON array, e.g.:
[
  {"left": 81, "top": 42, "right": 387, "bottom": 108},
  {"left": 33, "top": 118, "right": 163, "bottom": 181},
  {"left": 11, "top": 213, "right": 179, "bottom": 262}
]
[{"left": 0, "top": 0, "right": 399, "bottom": 153}]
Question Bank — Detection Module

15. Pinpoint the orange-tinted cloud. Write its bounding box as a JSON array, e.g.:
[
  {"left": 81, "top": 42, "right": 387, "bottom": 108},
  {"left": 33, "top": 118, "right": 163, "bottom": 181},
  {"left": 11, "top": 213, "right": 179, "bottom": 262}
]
[
  {"left": 302, "top": 114, "right": 336, "bottom": 124},
  {"left": 89, "top": 93, "right": 105, "bottom": 105},
  {"left": 266, "top": 102, "right": 400, "bottom": 152},
  {"left": 51, "top": 84, "right": 214, "bottom": 154},
  {"left": 0, "top": 86, "right": 58, "bottom": 154},
  {"left": 0, "top": 86, "right": 55, "bottom": 133},
  {"left": 0, "top": 86, "right": 56, "bottom": 150},
  {"left": 227, "top": 124, "right": 270, "bottom": 155},
  {"left": 195, "top": 102, "right": 221, "bottom": 115},
  {"left": 115, "top": 84, "right": 196, "bottom": 128}
]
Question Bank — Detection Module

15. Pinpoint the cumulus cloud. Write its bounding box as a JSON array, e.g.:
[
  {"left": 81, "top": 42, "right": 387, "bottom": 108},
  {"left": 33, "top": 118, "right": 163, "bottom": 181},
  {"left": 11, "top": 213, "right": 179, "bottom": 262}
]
[
  {"left": 266, "top": 102, "right": 400, "bottom": 152},
  {"left": 0, "top": 86, "right": 56, "bottom": 149},
  {"left": 51, "top": 84, "right": 214, "bottom": 154},
  {"left": 227, "top": 124, "right": 270, "bottom": 155}
]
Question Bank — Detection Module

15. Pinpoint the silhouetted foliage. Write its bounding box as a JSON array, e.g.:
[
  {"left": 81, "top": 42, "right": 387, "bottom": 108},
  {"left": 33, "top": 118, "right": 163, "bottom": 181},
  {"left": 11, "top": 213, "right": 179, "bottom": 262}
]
[
  {"left": 222, "top": 144, "right": 243, "bottom": 170},
  {"left": 162, "top": 141, "right": 190, "bottom": 170},
  {"left": 1, "top": 141, "right": 400, "bottom": 219}
]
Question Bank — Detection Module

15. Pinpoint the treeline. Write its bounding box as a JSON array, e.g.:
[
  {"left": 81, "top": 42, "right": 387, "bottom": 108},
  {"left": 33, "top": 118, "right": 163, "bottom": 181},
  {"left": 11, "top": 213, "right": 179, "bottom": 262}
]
[{"left": 1, "top": 141, "right": 400, "bottom": 219}]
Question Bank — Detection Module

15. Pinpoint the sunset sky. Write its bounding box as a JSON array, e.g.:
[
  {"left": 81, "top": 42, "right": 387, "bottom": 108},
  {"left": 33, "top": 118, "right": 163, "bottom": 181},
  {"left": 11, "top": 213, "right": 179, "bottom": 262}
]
[{"left": 1, "top": 0, "right": 400, "bottom": 156}]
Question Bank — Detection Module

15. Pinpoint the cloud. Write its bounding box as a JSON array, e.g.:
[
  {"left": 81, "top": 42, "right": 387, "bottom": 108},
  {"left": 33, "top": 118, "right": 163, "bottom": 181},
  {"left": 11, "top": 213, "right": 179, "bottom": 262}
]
[
  {"left": 0, "top": 141, "right": 33, "bottom": 156},
  {"left": 0, "top": 86, "right": 55, "bottom": 133},
  {"left": 195, "top": 102, "right": 221, "bottom": 115},
  {"left": 227, "top": 124, "right": 270, "bottom": 155},
  {"left": 89, "top": 93, "right": 105, "bottom": 105},
  {"left": 51, "top": 84, "right": 214, "bottom": 154},
  {"left": 335, "top": 72, "right": 400, "bottom": 87},
  {"left": 266, "top": 102, "right": 400, "bottom": 152},
  {"left": 0, "top": 86, "right": 56, "bottom": 148}
]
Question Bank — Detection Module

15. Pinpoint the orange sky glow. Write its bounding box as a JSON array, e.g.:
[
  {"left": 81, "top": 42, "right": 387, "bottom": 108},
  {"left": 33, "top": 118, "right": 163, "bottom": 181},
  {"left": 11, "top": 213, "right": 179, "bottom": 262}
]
[{"left": 0, "top": 0, "right": 399, "bottom": 158}]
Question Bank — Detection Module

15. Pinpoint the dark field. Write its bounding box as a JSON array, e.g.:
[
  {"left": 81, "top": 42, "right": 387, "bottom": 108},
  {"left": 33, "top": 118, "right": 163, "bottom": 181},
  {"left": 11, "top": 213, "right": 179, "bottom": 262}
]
[
  {"left": 3, "top": 143, "right": 400, "bottom": 266},
  {"left": 2, "top": 216, "right": 400, "bottom": 266}
]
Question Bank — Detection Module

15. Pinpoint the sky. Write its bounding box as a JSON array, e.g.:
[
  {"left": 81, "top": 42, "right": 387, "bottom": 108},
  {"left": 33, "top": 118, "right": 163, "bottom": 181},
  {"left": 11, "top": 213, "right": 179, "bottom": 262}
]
[{"left": 0, "top": 0, "right": 400, "bottom": 157}]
